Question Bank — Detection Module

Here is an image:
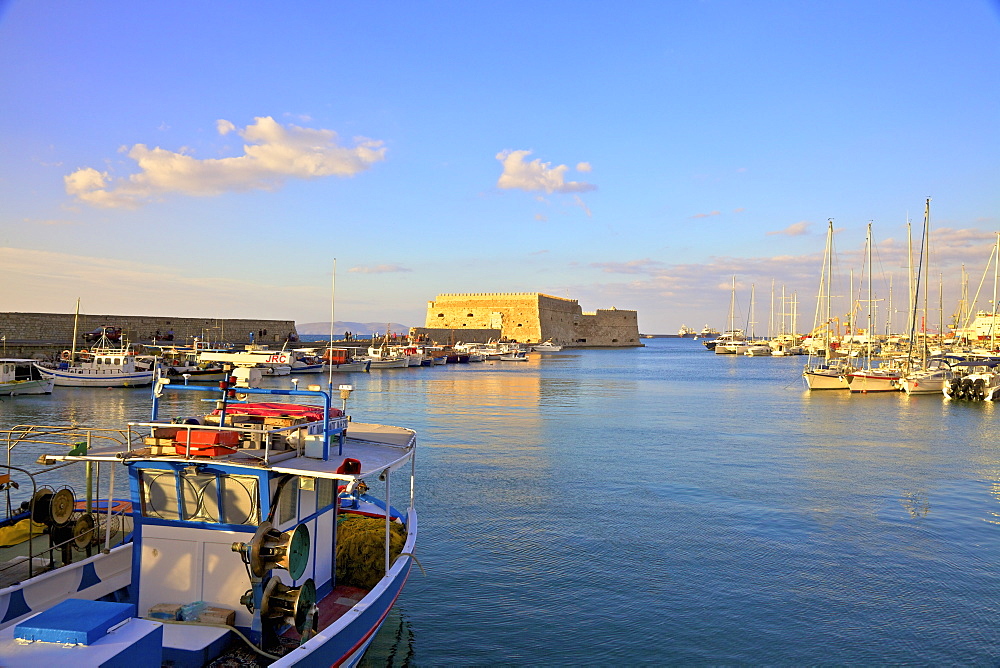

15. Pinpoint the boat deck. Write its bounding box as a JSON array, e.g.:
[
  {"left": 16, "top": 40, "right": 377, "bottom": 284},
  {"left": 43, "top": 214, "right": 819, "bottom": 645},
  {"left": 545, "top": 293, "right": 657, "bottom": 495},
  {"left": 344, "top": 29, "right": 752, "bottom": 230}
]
[{"left": 203, "top": 585, "right": 371, "bottom": 666}]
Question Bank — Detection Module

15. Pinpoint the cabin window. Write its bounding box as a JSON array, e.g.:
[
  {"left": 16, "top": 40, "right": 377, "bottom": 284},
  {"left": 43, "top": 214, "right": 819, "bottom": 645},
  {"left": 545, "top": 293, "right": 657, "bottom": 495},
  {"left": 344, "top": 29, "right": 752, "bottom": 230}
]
[
  {"left": 138, "top": 468, "right": 259, "bottom": 525},
  {"left": 317, "top": 478, "right": 335, "bottom": 510},
  {"left": 279, "top": 478, "right": 299, "bottom": 525},
  {"left": 140, "top": 469, "right": 180, "bottom": 520}
]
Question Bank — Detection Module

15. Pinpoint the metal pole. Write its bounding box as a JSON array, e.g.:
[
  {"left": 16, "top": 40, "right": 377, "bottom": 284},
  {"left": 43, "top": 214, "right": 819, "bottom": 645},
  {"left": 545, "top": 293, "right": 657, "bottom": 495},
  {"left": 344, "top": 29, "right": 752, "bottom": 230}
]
[{"left": 384, "top": 470, "right": 391, "bottom": 576}]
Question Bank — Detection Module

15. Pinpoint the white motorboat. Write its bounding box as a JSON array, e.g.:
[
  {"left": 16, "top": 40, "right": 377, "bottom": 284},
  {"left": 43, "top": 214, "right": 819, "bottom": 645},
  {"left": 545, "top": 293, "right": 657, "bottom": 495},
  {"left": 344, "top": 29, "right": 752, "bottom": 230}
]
[{"left": 531, "top": 340, "right": 563, "bottom": 352}]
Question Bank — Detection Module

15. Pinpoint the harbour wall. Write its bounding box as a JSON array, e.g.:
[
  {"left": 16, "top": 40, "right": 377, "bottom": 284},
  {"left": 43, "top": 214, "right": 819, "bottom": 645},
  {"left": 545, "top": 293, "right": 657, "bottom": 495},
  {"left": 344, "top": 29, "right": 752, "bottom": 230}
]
[
  {"left": 0, "top": 312, "right": 297, "bottom": 359},
  {"left": 423, "top": 293, "right": 642, "bottom": 347}
]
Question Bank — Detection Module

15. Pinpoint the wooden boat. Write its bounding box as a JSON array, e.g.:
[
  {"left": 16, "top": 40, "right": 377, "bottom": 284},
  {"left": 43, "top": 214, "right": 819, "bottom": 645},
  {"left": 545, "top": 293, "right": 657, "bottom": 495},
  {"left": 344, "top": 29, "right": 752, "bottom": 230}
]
[
  {"left": 320, "top": 348, "right": 371, "bottom": 373},
  {"left": 0, "top": 351, "right": 417, "bottom": 666},
  {"left": 0, "top": 359, "right": 54, "bottom": 395},
  {"left": 33, "top": 329, "right": 154, "bottom": 388}
]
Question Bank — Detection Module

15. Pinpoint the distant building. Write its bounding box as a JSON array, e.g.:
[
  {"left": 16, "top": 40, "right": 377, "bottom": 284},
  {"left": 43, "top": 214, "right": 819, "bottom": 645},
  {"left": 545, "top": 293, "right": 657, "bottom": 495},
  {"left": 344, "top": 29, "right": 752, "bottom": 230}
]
[{"left": 412, "top": 292, "right": 641, "bottom": 347}]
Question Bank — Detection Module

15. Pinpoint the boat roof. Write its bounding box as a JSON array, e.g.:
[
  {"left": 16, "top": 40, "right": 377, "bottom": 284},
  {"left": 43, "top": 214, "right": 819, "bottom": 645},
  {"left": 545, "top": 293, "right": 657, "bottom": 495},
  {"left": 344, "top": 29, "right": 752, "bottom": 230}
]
[
  {"left": 51, "top": 421, "right": 415, "bottom": 481},
  {"left": 0, "top": 358, "right": 37, "bottom": 363}
]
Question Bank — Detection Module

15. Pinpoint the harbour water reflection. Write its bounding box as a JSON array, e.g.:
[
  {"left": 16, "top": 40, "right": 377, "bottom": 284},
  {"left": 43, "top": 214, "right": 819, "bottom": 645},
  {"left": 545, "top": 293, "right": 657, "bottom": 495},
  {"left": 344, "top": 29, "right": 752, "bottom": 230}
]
[{"left": 2, "top": 339, "right": 999, "bottom": 664}]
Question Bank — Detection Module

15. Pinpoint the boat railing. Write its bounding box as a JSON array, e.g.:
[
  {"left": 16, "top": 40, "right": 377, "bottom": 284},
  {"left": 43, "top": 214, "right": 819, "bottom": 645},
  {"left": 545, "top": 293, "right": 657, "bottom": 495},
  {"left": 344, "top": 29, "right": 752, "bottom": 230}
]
[
  {"left": 1, "top": 425, "right": 134, "bottom": 583},
  {"left": 149, "top": 378, "right": 348, "bottom": 462},
  {"left": 123, "top": 418, "right": 344, "bottom": 466}
]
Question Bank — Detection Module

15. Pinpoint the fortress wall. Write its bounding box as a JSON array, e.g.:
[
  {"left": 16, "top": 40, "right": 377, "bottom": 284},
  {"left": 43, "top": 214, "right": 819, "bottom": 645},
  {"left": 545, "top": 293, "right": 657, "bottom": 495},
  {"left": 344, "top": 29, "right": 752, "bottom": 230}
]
[
  {"left": 426, "top": 293, "right": 552, "bottom": 342},
  {"left": 0, "top": 312, "right": 297, "bottom": 358},
  {"left": 424, "top": 293, "right": 641, "bottom": 347},
  {"left": 575, "top": 309, "right": 641, "bottom": 345},
  {"left": 408, "top": 327, "right": 502, "bottom": 344}
]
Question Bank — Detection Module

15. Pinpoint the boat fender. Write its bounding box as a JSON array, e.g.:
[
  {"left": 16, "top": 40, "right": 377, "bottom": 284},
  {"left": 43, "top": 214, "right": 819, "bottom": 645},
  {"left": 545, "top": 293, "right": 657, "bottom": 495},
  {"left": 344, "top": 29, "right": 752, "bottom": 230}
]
[
  {"left": 336, "top": 458, "right": 362, "bottom": 475},
  {"left": 80, "top": 348, "right": 89, "bottom": 355},
  {"left": 172, "top": 416, "right": 203, "bottom": 425},
  {"left": 61, "top": 350, "right": 72, "bottom": 361}
]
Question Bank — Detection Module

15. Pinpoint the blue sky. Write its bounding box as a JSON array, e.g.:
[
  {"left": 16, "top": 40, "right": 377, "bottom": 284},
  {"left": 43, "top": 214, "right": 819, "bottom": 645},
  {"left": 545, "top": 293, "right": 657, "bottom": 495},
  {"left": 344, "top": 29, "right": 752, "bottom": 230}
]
[{"left": 2, "top": 1, "right": 998, "bottom": 335}]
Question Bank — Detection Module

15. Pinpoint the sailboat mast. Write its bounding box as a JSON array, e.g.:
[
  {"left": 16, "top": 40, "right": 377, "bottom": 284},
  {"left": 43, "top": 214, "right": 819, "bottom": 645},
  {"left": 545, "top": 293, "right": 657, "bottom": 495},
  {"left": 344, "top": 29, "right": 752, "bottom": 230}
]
[
  {"left": 993, "top": 231, "right": 999, "bottom": 351},
  {"left": 866, "top": 222, "right": 873, "bottom": 361},
  {"left": 71, "top": 297, "right": 80, "bottom": 359},
  {"left": 922, "top": 198, "right": 931, "bottom": 359}
]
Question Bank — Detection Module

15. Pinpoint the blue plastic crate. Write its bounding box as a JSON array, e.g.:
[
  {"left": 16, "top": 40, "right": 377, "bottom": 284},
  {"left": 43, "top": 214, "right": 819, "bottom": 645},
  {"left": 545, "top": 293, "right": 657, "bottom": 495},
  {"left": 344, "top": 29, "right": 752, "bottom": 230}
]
[{"left": 14, "top": 599, "right": 135, "bottom": 645}]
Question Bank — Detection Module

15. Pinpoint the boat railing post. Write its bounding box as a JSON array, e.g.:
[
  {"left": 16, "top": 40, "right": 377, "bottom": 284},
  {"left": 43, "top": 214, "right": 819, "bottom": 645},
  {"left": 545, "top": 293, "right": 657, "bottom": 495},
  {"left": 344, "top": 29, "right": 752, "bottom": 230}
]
[
  {"left": 384, "top": 469, "right": 391, "bottom": 576},
  {"left": 105, "top": 460, "right": 114, "bottom": 552}
]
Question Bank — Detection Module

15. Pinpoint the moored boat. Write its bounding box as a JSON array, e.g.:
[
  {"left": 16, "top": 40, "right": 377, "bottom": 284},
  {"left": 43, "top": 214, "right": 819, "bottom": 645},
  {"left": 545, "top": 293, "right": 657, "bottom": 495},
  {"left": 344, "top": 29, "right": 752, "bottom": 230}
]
[
  {"left": 0, "top": 352, "right": 417, "bottom": 666},
  {"left": 0, "top": 359, "right": 55, "bottom": 395},
  {"left": 33, "top": 329, "right": 154, "bottom": 388}
]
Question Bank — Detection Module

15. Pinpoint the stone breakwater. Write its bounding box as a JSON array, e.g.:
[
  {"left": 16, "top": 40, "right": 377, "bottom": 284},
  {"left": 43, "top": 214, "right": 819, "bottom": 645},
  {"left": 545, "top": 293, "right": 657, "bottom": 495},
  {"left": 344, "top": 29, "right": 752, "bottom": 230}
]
[{"left": 0, "top": 312, "right": 297, "bottom": 359}]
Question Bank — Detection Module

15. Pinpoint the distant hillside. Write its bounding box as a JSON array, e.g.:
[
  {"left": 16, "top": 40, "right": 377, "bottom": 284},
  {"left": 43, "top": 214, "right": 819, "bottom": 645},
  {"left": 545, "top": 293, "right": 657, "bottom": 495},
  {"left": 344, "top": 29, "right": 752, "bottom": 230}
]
[{"left": 296, "top": 321, "right": 411, "bottom": 337}]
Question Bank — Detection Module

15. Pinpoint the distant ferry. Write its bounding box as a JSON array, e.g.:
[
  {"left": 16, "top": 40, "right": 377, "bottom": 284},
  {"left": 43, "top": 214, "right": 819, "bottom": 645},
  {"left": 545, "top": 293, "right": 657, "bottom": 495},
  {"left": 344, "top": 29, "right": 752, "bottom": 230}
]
[
  {"left": 955, "top": 311, "right": 1000, "bottom": 341},
  {"left": 677, "top": 324, "right": 697, "bottom": 338},
  {"left": 698, "top": 325, "right": 720, "bottom": 339}
]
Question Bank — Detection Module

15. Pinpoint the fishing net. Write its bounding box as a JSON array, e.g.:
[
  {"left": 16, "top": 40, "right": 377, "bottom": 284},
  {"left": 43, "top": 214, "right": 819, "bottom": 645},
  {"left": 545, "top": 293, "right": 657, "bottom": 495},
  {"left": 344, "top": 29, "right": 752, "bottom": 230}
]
[{"left": 336, "top": 514, "right": 406, "bottom": 590}]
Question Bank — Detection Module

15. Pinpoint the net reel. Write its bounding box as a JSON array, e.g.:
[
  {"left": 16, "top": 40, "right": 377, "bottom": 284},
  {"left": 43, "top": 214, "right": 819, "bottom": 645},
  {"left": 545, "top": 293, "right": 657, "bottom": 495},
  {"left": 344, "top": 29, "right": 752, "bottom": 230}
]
[
  {"left": 72, "top": 512, "right": 96, "bottom": 548},
  {"left": 259, "top": 577, "right": 317, "bottom": 634},
  {"left": 232, "top": 521, "right": 310, "bottom": 580},
  {"left": 30, "top": 487, "right": 75, "bottom": 527}
]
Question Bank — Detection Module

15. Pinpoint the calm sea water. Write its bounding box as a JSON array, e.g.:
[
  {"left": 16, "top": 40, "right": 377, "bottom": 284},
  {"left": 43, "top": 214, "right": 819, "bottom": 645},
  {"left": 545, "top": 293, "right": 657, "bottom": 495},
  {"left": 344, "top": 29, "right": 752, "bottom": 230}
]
[{"left": 3, "top": 338, "right": 999, "bottom": 665}]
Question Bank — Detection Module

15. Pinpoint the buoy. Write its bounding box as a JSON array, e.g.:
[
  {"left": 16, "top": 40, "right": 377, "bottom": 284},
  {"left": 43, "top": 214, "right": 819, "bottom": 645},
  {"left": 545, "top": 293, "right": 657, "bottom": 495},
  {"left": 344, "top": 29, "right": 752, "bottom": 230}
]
[{"left": 61, "top": 350, "right": 71, "bottom": 361}]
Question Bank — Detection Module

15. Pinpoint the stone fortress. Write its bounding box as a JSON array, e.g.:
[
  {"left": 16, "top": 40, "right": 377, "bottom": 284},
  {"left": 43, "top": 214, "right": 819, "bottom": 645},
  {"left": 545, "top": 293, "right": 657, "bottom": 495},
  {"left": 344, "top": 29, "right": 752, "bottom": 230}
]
[{"left": 411, "top": 293, "right": 641, "bottom": 347}]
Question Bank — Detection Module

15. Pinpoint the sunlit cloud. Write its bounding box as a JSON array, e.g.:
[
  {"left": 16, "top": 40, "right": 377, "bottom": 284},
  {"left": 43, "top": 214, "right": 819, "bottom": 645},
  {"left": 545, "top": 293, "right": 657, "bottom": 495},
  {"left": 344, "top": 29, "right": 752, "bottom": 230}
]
[
  {"left": 591, "top": 258, "right": 665, "bottom": 275},
  {"left": 348, "top": 264, "right": 412, "bottom": 274},
  {"left": 690, "top": 210, "right": 721, "bottom": 219},
  {"left": 0, "top": 246, "right": 315, "bottom": 319},
  {"left": 496, "top": 150, "right": 596, "bottom": 194},
  {"left": 767, "top": 221, "right": 811, "bottom": 236},
  {"left": 557, "top": 224, "right": 1000, "bottom": 334},
  {"left": 64, "top": 116, "right": 386, "bottom": 208}
]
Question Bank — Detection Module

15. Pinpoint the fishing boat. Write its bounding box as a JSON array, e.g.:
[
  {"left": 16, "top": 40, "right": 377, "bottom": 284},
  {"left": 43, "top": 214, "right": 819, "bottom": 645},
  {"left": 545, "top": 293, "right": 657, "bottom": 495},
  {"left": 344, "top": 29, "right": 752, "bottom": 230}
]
[
  {"left": 498, "top": 350, "right": 529, "bottom": 361},
  {"left": 531, "top": 340, "right": 563, "bottom": 352},
  {"left": 0, "top": 359, "right": 55, "bottom": 395},
  {"left": 0, "top": 351, "right": 417, "bottom": 666},
  {"left": 33, "top": 328, "right": 154, "bottom": 388},
  {"left": 320, "top": 348, "right": 371, "bottom": 373}
]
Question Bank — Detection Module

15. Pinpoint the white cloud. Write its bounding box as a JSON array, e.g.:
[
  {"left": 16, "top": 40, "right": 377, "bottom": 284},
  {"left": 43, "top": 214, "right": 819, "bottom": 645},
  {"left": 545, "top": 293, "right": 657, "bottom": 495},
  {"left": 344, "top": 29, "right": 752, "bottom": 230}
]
[
  {"left": 348, "top": 264, "right": 412, "bottom": 274},
  {"left": 495, "top": 150, "right": 596, "bottom": 194},
  {"left": 64, "top": 116, "right": 386, "bottom": 208},
  {"left": 767, "top": 221, "right": 811, "bottom": 236}
]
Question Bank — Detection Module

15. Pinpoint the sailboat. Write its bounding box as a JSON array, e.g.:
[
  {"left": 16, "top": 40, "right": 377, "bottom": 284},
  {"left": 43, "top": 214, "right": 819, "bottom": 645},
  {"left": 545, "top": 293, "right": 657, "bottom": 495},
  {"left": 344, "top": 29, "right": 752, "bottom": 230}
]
[
  {"left": 847, "top": 223, "right": 903, "bottom": 392},
  {"left": 713, "top": 276, "right": 746, "bottom": 354},
  {"left": 900, "top": 199, "right": 955, "bottom": 395},
  {"left": 803, "top": 220, "right": 852, "bottom": 390}
]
